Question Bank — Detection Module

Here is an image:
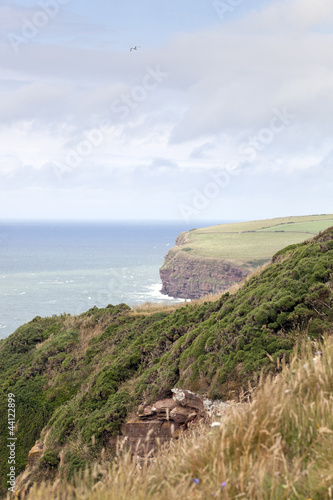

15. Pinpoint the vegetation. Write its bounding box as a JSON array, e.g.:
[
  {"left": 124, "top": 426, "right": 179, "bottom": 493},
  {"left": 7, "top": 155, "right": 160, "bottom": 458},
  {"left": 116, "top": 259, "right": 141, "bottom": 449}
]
[
  {"left": 170, "top": 214, "right": 333, "bottom": 265},
  {"left": 16, "top": 334, "right": 333, "bottom": 500},
  {"left": 199, "top": 214, "right": 333, "bottom": 233},
  {"left": 0, "top": 226, "right": 332, "bottom": 496}
]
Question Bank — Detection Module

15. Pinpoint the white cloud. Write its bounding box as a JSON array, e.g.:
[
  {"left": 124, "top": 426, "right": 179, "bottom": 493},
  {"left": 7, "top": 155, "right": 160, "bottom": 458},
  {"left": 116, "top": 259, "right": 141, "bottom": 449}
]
[{"left": 0, "top": 0, "right": 332, "bottom": 220}]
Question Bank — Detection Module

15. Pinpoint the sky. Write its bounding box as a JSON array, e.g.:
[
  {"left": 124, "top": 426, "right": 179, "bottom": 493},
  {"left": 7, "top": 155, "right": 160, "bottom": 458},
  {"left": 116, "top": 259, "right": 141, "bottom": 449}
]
[{"left": 0, "top": 0, "right": 332, "bottom": 222}]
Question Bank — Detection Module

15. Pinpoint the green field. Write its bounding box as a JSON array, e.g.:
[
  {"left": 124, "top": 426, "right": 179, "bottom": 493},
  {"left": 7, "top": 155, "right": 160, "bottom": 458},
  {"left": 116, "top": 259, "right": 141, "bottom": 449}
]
[
  {"left": 258, "top": 220, "right": 333, "bottom": 234},
  {"left": 176, "top": 214, "right": 333, "bottom": 266}
]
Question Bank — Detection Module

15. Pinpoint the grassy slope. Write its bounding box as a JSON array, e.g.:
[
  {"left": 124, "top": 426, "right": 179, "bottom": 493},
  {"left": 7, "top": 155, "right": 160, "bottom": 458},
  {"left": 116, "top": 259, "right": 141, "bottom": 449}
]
[
  {"left": 174, "top": 214, "right": 333, "bottom": 265},
  {"left": 0, "top": 227, "right": 333, "bottom": 495},
  {"left": 26, "top": 335, "right": 333, "bottom": 500}
]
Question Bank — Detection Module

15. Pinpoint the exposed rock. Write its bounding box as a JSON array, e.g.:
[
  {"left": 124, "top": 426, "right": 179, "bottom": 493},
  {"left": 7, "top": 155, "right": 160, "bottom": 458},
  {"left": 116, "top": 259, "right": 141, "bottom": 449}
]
[
  {"left": 140, "top": 398, "right": 178, "bottom": 418},
  {"left": 125, "top": 390, "right": 208, "bottom": 456},
  {"left": 14, "top": 442, "right": 45, "bottom": 498},
  {"left": 169, "top": 406, "right": 197, "bottom": 424},
  {"left": 125, "top": 418, "right": 182, "bottom": 456},
  {"left": 159, "top": 249, "right": 249, "bottom": 300},
  {"left": 171, "top": 388, "right": 205, "bottom": 414},
  {"left": 27, "top": 442, "right": 44, "bottom": 466}
]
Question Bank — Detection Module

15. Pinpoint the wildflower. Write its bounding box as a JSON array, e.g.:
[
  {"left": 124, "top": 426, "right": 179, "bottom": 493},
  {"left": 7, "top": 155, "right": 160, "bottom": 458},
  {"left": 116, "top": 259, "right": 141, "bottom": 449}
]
[
  {"left": 317, "top": 350, "right": 322, "bottom": 356},
  {"left": 285, "top": 389, "right": 290, "bottom": 393},
  {"left": 193, "top": 478, "right": 200, "bottom": 485},
  {"left": 211, "top": 422, "right": 221, "bottom": 428},
  {"left": 221, "top": 481, "right": 227, "bottom": 488}
]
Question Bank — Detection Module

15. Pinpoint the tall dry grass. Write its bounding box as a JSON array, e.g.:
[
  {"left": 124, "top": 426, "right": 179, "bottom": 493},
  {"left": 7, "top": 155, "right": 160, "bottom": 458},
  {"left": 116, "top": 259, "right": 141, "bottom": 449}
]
[{"left": 15, "top": 335, "right": 333, "bottom": 500}]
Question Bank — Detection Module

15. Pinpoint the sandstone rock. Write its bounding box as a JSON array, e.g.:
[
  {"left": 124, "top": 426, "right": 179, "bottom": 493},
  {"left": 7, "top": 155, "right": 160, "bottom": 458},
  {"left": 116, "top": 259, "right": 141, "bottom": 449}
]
[
  {"left": 152, "top": 398, "right": 178, "bottom": 414},
  {"left": 159, "top": 248, "right": 249, "bottom": 300},
  {"left": 28, "top": 443, "right": 44, "bottom": 466},
  {"left": 169, "top": 406, "right": 197, "bottom": 424},
  {"left": 139, "top": 405, "right": 156, "bottom": 417},
  {"left": 138, "top": 398, "right": 178, "bottom": 419},
  {"left": 125, "top": 418, "right": 183, "bottom": 455},
  {"left": 126, "top": 419, "right": 163, "bottom": 438},
  {"left": 125, "top": 389, "right": 209, "bottom": 457},
  {"left": 172, "top": 389, "right": 205, "bottom": 413}
]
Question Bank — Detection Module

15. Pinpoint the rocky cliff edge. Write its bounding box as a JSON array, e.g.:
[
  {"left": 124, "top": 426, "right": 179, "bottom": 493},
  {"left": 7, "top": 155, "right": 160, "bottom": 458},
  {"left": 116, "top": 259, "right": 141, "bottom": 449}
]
[{"left": 159, "top": 231, "right": 249, "bottom": 300}]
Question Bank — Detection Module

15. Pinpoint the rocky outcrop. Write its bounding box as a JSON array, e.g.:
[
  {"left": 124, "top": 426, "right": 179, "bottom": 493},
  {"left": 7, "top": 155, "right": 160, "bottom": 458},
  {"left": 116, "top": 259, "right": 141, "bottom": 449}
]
[
  {"left": 13, "top": 442, "right": 44, "bottom": 498},
  {"left": 125, "top": 390, "right": 207, "bottom": 456},
  {"left": 159, "top": 249, "right": 248, "bottom": 300},
  {"left": 27, "top": 442, "right": 44, "bottom": 466}
]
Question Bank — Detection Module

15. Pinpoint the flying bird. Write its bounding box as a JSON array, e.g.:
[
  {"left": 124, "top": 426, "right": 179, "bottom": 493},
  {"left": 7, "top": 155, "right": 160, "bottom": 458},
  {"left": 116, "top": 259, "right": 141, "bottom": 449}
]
[{"left": 130, "top": 46, "right": 141, "bottom": 51}]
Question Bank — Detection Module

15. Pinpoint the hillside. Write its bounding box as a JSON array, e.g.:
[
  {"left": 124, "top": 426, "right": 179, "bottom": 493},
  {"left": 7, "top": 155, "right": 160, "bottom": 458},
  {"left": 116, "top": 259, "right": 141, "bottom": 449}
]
[
  {"left": 160, "top": 214, "right": 333, "bottom": 299},
  {"left": 22, "top": 335, "right": 333, "bottom": 499},
  {"left": 0, "top": 227, "right": 333, "bottom": 496}
]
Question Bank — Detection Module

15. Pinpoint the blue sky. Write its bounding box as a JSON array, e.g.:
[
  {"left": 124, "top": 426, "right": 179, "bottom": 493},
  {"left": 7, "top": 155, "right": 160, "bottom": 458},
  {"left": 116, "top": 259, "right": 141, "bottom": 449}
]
[
  {"left": 6, "top": 0, "right": 264, "bottom": 47},
  {"left": 0, "top": 0, "right": 332, "bottom": 221}
]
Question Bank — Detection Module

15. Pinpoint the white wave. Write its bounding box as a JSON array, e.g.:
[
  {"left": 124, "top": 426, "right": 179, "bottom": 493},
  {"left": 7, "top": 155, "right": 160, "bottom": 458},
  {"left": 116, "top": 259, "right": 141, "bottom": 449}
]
[
  {"left": 0, "top": 325, "right": 7, "bottom": 329},
  {"left": 18, "top": 292, "right": 26, "bottom": 295},
  {"left": 144, "top": 283, "right": 184, "bottom": 302}
]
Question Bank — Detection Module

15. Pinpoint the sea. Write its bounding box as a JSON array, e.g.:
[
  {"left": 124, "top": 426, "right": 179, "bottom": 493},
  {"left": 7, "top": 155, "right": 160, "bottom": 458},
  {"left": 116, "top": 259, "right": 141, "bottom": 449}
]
[{"left": 0, "top": 220, "right": 222, "bottom": 340}]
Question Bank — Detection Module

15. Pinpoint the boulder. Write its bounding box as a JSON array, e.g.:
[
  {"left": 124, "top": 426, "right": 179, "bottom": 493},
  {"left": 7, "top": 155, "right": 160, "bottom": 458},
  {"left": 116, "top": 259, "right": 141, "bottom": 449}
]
[{"left": 169, "top": 406, "right": 197, "bottom": 424}]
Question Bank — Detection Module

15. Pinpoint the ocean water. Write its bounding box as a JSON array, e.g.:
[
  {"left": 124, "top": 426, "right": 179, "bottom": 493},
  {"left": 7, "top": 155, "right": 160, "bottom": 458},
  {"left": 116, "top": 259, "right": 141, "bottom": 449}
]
[{"left": 0, "top": 221, "right": 221, "bottom": 339}]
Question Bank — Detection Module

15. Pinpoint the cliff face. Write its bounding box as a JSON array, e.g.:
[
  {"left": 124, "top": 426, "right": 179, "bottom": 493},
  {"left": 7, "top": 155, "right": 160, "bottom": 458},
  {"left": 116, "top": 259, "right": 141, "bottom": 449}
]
[
  {"left": 160, "top": 216, "right": 333, "bottom": 300},
  {"left": 159, "top": 249, "right": 248, "bottom": 300}
]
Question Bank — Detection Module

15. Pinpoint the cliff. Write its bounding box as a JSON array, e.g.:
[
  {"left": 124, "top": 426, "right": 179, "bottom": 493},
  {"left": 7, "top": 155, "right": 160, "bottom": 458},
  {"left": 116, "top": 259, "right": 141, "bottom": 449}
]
[
  {"left": 159, "top": 215, "right": 333, "bottom": 300},
  {"left": 160, "top": 250, "right": 248, "bottom": 299}
]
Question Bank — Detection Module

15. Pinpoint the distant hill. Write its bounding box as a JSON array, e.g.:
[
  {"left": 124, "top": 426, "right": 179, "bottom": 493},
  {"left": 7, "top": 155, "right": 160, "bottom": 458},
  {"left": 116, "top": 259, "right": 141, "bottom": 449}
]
[
  {"left": 160, "top": 214, "right": 333, "bottom": 299},
  {"left": 0, "top": 226, "right": 333, "bottom": 495}
]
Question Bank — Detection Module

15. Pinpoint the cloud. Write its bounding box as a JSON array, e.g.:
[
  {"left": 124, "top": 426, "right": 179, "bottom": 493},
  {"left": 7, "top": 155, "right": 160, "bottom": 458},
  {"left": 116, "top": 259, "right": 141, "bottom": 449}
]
[
  {"left": 0, "top": 2, "right": 112, "bottom": 47},
  {"left": 0, "top": 0, "right": 332, "bottom": 220},
  {"left": 189, "top": 142, "right": 216, "bottom": 160}
]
